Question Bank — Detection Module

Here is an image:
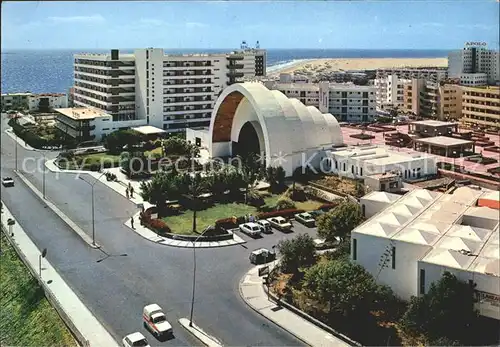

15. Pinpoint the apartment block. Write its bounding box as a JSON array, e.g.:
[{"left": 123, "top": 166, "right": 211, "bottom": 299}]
[
  {"left": 72, "top": 47, "right": 266, "bottom": 133},
  {"left": 461, "top": 86, "right": 500, "bottom": 130},
  {"left": 1, "top": 92, "right": 32, "bottom": 111},
  {"left": 374, "top": 74, "right": 410, "bottom": 111},
  {"left": 28, "top": 93, "right": 68, "bottom": 112},
  {"left": 264, "top": 81, "right": 376, "bottom": 123},
  {"left": 403, "top": 79, "right": 462, "bottom": 120},
  {"left": 448, "top": 43, "right": 500, "bottom": 85},
  {"left": 376, "top": 67, "right": 447, "bottom": 83}
]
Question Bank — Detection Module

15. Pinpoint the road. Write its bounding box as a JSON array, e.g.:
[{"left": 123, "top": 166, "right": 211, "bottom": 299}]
[{"left": 1, "top": 115, "right": 313, "bottom": 346}]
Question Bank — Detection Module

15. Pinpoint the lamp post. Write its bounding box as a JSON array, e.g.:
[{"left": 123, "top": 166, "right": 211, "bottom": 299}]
[
  {"left": 79, "top": 172, "right": 106, "bottom": 246},
  {"left": 39, "top": 248, "right": 47, "bottom": 277},
  {"left": 452, "top": 150, "right": 457, "bottom": 171},
  {"left": 189, "top": 227, "right": 212, "bottom": 327},
  {"left": 42, "top": 151, "right": 47, "bottom": 199},
  {"left": 14, "top": 132, "right": 18, "bottom": 171}
]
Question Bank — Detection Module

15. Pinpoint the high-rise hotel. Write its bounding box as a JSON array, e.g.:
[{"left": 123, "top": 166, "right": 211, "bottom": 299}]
[{"left": 72, "top": 44, "right": 266, "bottom": 133}]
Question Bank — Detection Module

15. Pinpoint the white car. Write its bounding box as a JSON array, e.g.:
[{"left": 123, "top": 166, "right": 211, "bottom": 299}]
[
  {"left": 122, "top": 332, "right": 150, "bottom": 347},
  {"left": 256, "top": 219, "right": 272, "bottom": 233},
  {"left": 239, "top": 222, "right": 262, "bottom": 237},
  {"left": 2, "top": 177, "right": 14, "bottom": 187},
  {"left": 143, "top": 304, "right": 173, "bottom": 337},
  {"left": 295, "top": 212, "right": 316, "bottom": 227},
  {"left": 267, "top": 217, "right": 293, "bottom": 232}
]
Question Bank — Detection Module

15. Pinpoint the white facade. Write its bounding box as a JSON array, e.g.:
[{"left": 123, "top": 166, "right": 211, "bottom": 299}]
[
  {"left": 73, "top": 47, "right": 266, "bottom": 135},
  {"left": 460, "top": 73, "right": 488, "bottom": 86},
  {"left": 323, "top": 145, "right": 437, "bottom": 180},
  {"left": 376, "top": 68, "right": 447, "bottom": 83},
  {"left": 207, "top": 82, "right": 344, "bottom": 176},
  {"left": 28, "top": 93, "right": 68, "bottom": 111},
  {"left": 448, "top": 45, "right": 500, "bottom": 85},
  {"left": 264, "top": 81, "right": 377, "bottom": 123},
  {"left": 374, "top": 75, "right": 410, "bottom": 111},
  {"left": 352, "top": 187, "right": 500, "bottom": 320}
]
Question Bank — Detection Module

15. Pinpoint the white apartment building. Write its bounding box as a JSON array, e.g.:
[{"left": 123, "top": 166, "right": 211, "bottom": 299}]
[
  {"left": 28, "top": 93, "right": 68, "bottom": 111},
  {"left": 376, "top": 68, "right": 447, "bottom": 83},
  {"left": 374, "top": 75, "right": 410, "bottom": 111},
  {"left": 323, "top": 145, "right": 437, "bottom": 180},
  {"left": 353, "top": 187, "right": 500, "bottom": 320},
  {"left": 264, "top": 81, "right": 377, "bottom": 123},
  {"left": 460, "top": 73, "right": 488, "bottom": 86},
  {"left": 448, "top": 43, "right": 500, "bottom": 85},
  {"left": 73, "top": 47, "right": 266, "bottom": 133}
]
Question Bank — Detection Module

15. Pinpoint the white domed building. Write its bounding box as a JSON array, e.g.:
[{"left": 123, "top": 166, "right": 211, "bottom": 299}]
[{"left": 187, "top": 82, "right": 344, "bottom": 176}]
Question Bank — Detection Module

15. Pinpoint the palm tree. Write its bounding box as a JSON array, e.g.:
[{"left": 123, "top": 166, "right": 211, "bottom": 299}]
[
  {"left": 182, "top": 173, "right": 207, "bottom": 233},
  {"left": 140, "top": 171, "right": 179, "bottom": 216}
]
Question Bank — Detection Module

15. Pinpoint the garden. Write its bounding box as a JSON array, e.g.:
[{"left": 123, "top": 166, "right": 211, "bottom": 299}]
[{"left": 8, "top": 118, "right": 76, "bottom": 149}]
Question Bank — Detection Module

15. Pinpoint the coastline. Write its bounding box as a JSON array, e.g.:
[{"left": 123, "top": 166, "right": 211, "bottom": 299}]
[{"left": 268, "top": 57, "right": 448, "bottom": 76}]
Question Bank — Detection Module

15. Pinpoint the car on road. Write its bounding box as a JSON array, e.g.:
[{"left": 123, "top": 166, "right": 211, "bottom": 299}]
[
  {"left": 256, "top": 219, "right": 272, "bottom": 233},
  {"left": 294, "top": 212, "right": 316, "bottom": 227},
  {"left": 267, "top": 216, "right": 293, "bottom": 232},
  {"left": 143, "top": 304, "right": 173, "bottom": 338},
  {"left": 122, "top": 332, "right": 150, "bottom": 347},
  {"left": 249, "top": 248, "right": 276, "bottom": 265},
  {"left": 239, "top": 222, "right": 262, "bottom": 238},
  {"left": 1, "top": 177, "right": 14, "bottom": 187}
]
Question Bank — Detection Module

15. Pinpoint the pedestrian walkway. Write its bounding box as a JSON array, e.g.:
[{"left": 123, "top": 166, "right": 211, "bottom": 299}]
[
  {"left": 5, "top": 128, "right": 35, "bottom": 150},
  {"left": 239, "top": 266, "right": 351, "bottom": 347},
  {"left": 1, "top": 202, "right": 120, "bottom": 347}
]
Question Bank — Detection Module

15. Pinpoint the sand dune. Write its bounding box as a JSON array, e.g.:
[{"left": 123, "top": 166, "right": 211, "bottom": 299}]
[{"left": 269, "top": 57, "right": 448, "bottom": 76}]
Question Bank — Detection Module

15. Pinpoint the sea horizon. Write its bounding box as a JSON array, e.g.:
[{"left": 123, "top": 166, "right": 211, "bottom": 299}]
[{"left": 1, "top": 48, "right": 449, "bottom": 94}]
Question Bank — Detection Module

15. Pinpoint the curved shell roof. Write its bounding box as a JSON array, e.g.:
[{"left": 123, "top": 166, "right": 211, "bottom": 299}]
[{"left": 209, "top": 82, "right": 343, "bottom": 157}]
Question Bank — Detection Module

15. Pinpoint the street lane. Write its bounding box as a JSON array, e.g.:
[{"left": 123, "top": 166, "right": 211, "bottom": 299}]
[{"left": 1, "top": 116, "right": 305, "bottom": 346}]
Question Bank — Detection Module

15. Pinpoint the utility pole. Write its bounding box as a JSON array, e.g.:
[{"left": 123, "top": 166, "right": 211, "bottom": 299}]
[
  {"left": 15, "top": 132, "right": 18, "bottom": 171},
  {"left": 42, "top": 152, "right": 46, "bottom": 199},
  {"left": 79, "top": 172, "right": 105, "bottom": 246},
  {"left": 189, "top": 227, "right": 212, "bottom": 327}
]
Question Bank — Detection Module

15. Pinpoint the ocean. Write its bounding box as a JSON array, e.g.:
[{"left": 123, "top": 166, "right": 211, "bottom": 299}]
[{"left": 0, "top": 48, "right": 449, "bottom": 94}]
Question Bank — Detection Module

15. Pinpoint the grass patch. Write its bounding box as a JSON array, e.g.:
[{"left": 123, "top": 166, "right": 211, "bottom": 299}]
[
  {"left": 145, "top": 147, "right": 163, "bottom": 158},
  {"left": 58, "top": 153, "right": 121, "bottom": 170},
  {"left": 0, "top": 236, "right": 77, "bottom": 346}
]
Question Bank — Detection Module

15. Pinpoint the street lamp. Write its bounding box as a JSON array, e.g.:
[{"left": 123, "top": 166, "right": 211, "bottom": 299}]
[
  {"left": 189, "top": 227, "right": 213, "bottom": 327},
  {"left": 39, "top": 248, "right": 47, "bottom": 277},
  {"left": 79, "top": 172, "right": 106, "bottom": 246}
]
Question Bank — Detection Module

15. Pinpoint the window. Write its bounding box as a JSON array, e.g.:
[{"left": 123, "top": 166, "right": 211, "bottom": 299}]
[
  {"left": 351, "top": 165, "right": 354, "bottom": 174},
  {"left": 352, "top": 239, "right": 357, "bottom": 260},
  {"left": 391, "top": 246, "right": 396, "bottom": 269},
  {"left": 361, "top": 204, "right": 365, "bottom": 217},
  {"left": 343, "top": 163, "right": 346, "bottom": 171},
  {"left": 420, "top": 269, "right": 426, "bottom": 294}
]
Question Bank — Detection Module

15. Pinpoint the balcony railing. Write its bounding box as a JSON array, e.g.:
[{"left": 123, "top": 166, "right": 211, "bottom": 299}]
[
  {"left": 227, "top": 55, "right": 244, "bottom": 60},
  {"left": 226, "top": 72, "right": 244, "bottom": 78},
  {"left": 227, "top": 64, "right": 244, "bottom": 69}
]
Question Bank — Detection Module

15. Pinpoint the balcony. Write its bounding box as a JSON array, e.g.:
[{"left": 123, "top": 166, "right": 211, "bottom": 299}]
[
  {"left": 227, "top": 64, "right": 244, "bottom": 69},
  {"left": 226, "top": 72, "right": 244, "bottom": 78},
  {"left": 227, "top": 55, "right": 244, "bottom": 60}
]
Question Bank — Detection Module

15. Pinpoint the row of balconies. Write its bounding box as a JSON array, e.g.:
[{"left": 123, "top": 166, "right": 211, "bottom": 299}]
[
  {"left": 163, "top": 79, "right": 213, "bottom": 86},
  {"left": 163, "top": 87, "right": 212, "bottom": 94},
  {"left": 164, "top": 96, "right": 212, "bottom": 103},
  {"left": 163, "top": 61, "right": 212, "bottom": 68},
  {"left": 164, "top": 113, "right": 212, "bottom": 121},
  {"left": 227, "top": 72, "right": 244, "bottom": 78},
  {"left": 75, "top": 59, "right": 134, "bottom": 67},
  {"left": 163, "top": 104, "right": 212, "bottom": 112},
  {"left": 227, "top": 64, "right": 244, "bottom": 69},
  {"left": 75, "top": 66, "right": 135, "bottom": 76},
  {"left": 163, "top": 70, "right": 212, "bottom": 77}
]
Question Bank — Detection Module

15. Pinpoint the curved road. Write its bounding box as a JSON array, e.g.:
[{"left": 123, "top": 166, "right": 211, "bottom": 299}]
[{"left": 1, "top": 115, "right": 305, "bottom": 346}]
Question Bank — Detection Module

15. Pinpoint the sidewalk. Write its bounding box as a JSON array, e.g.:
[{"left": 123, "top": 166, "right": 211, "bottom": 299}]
[
  {"left": 1, "top": 202, "right": 120, "bottom": 347},
  {"left": 239, "top": 265, "right": 350, "bottom": 347},
  {"left": 5, "top": 128, "right": 35, "bottom": 150}
]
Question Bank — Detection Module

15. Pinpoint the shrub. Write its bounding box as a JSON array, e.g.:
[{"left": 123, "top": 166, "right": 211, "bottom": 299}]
[
  {"left": 257, "top": 208, "right": 305, "bottom": 220},
  {"left": 148, "top": 219, "right": 171, "bottom": 235},
  {"left": 215, "top": 217, "right": 237, "bottom": 229},
  {"left": 275, "top": 197, "right": 296, "bottom": 211},
  {"left": 285, "top": 186, "right": 307, "bottom": 202},
  {"left": 319, "top": 203, "right": 339, "bottom": 211}
]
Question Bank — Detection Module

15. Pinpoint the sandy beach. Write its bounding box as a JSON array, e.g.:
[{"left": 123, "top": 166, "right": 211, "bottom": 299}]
[{"left": 269, "top": 57, "right": 448, "bottom": 77}]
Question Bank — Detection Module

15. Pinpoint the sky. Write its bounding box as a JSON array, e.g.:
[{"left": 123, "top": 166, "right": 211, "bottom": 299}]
[{"left": 1, "top": 1, "right": 499, "bottom": 50}]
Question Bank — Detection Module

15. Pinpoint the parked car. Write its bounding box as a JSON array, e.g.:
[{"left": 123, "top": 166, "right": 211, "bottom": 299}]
[
  {"left": 294, "top": 212, "right": 316, "bottom": 227},
  {"left": 267, "top": 216, "right": 293, "bottom": 232},
  {"left": 122, "top": 332, "right": 150, "bottom": 347},
  {"left": 239, "top": 222, "right": 262, "bottom": 238},
  {"left": 1, "top": 177, "right": 14, "bottom": 187},
  {"left": 142, "top": 304, "right": 173, "bottom": 338},
  {"left": 249, "top": 248, "right": 276, "bottom": 265},
  {"left": 256, "top": 219, "right": 272, "bottom": 233}
]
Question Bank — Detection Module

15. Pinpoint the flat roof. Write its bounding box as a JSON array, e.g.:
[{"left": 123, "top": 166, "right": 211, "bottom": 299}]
[
  {"left": 414, "top": 136, "right": 474, "bottom": 147},
  {"left": 54, "top": 107, "right": 111, "bottom": 120},
  {"left": 410, "top": 120, "right": 458, "bottom": 127},
  {"left": 329, "top": 145, "right": 429, "bottom": 165},
  {"left": 1, "top": 92, "right": 32, "bottom": 96},
  {"left": 353, "top": 186, "right": 499, "bottom": 276},
  {"left": 132, "top": 125, "right": 166, "bottom": 135}
]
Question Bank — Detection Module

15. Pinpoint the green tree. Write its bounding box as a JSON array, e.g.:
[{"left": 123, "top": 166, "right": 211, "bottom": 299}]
[
  {"left": 239, "top": 152, "right": 264, "bottom": 204},
  {"left": 302, "top": 259, "right": 386, "bottom": 318},
  {"left": 316, "top": 201, "right": 364, "bottom": 241},
  {"left": 140, "top": 171, "right": 180, "bottom": 216},
  {"left": 105, "top": 129, "right": 142, "bottom": 154},
  {"left": 277, "top": 233, "right": 316, "bottom": 274},
  {"left": 275, "top": 197, "right": 296, "bottom": 211},
  {"left": 163, "top": 137, "right": 200, "bottom": 157},
  {"left": 400, "top": 272, "right": 478, "bottom": 344},
  {"left": 180, "top": 172, "right": 208, "bottom": 233}
]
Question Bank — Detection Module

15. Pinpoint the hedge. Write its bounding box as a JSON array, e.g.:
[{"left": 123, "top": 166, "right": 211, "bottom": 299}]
[
  {"left": 257, "top": 208, "right": 305, "bottom": 220},
  {"left": 318, "top": 203, "right": 340, "bottom": 211}
]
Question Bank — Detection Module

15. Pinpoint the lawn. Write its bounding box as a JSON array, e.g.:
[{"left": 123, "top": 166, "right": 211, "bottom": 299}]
[
  {"left": 162, "top": 195, "right": 322, "bottom": 235},
  {"left": 58, "top": 153, "right": 121, "bottom": 170},
  {"left": 0, "top": 237, "right": 77, "bottom": 346}
]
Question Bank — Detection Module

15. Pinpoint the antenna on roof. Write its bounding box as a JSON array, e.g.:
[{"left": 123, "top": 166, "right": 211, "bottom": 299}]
[{"left": 256, "top": 40, "right": 260, "bottom": 49}]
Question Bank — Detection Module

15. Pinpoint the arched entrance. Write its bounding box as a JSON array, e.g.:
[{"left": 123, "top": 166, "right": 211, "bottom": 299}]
[{"left": 233, "top": 121, "right": 261, "bottom": 158}]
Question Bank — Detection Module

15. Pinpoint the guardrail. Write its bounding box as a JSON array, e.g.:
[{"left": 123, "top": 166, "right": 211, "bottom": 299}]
[{"left": 0, "top": 224, "right": 90, "bottom": 347}]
